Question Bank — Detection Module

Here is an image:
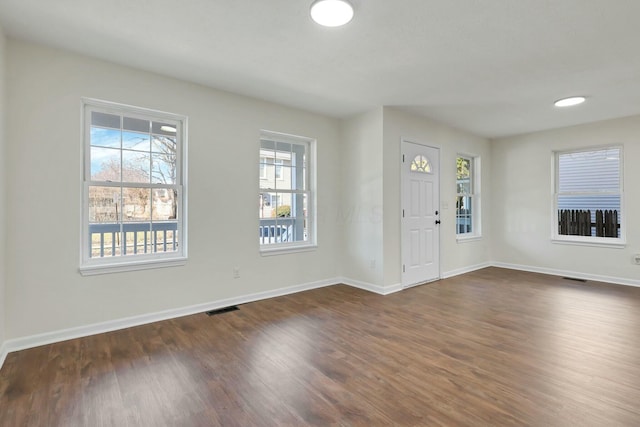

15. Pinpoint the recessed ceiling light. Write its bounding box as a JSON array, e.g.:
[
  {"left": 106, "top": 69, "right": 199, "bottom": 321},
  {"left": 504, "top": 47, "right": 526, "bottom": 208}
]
[
  {"left": 310, "top": 0, "right": 354, "bottom": 27},
  {"left": 554, "top": 96, "right": 586, "bottom": 107},
  {"left": 160, "top": 125, "right": 177, "bottom": 133}
]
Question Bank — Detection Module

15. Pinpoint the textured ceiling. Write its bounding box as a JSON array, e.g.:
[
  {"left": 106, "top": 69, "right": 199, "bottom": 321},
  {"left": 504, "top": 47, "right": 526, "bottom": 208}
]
[{"left": 1, "top": 0, "right": 639, "bottom": 138}]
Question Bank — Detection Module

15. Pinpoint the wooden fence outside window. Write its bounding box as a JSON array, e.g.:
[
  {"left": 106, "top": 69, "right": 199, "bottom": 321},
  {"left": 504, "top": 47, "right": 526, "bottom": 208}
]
[{"left": 558, "top": 209, "right": 619, "bottom": 238}]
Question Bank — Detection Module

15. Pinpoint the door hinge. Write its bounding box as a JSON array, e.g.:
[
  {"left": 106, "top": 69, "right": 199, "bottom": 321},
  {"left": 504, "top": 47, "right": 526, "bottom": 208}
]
[
  {"left": 402, "top": 154, "right": 405, "bottom": 162},
  {"left": 403, "top": 264, "right": 406, "bottom": 273},
  {"left": 402, "top": 209, "right": 405, "bottom": 218}
]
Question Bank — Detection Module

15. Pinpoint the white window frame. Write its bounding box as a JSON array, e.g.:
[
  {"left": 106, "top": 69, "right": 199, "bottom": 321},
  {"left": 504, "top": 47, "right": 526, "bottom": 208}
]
[
  {"left": 552, "top": 145, "right": 625, "bottom": 248},
  {"left": 80, "top": 98, "right": 188, "bottom": 275},
  {"left": 259, "top": 130, "right": 316, "bottom": 255},
  {"left": 456, "top": 155, "right": 481, "bottom": 241}
]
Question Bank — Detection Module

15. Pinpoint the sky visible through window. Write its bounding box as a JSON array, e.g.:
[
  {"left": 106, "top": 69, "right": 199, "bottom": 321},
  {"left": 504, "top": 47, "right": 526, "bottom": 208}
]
[{"left": 90, "top": 127, "right": 176, "bottom": 185}]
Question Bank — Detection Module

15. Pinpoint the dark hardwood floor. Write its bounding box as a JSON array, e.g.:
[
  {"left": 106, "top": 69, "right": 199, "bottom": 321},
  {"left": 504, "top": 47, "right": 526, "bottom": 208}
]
[{"left": 2, "top": 267, "right": 640, "bottom": 426}]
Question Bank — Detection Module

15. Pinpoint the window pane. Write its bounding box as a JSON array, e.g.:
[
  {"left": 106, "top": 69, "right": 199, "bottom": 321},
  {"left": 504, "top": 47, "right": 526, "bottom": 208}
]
[
  {"left": 122, "top": 150, "right": 151, "bottom": 183},
  {"left": 457, "top": 181, "right": 470, "bottom": 194},
  {"left": 296, "top": 194, "right": 309, "bottom": 242},
  {"left": 260, "top": 163, "right": 275, "bottom": 189},
  {"left": 89, "top": 226, "right": 122, "bottom": 258},
  {"left": 123, "top": 116, "right": 150, "bottom": 133},
  {"left": 152, "top": 153, "right": 177, "bottom": 184},
  {"left": 91, "top": 147, "right": 121, "bottom": 181},
  {"left": 259, "top": 192, "right": 277, "bottom": 219},
  {"left": 91, "top": 111, "right": 120, "bottom": 129},
  {"left": 275, "top": 160, "right": 284, "bottom": 180},
  {"left": 295, "top": 165, "right": 304, "bottom": 190},
  {"left": 457, "top": 178, "right": 471, "bottom": 195},
  {"left": 89, "top": 186, "right": 121, "bottom": 223},
  {"left": 558, "top": 149, "right": 620, "bottom": 192},
  {"left": 277, "top": 165, "right": 292, "bottom": 189},
  {"left": 151, "top": 223, "right": 179, "bottom": 254},
  {"left": 122, "top": 187, "right": 151, "bottom": 221},
  {"left": 260, "top": 139, "right": 276, "bottom": 151},
  {"left": 276, "top": 142, "right": 292, "bottom": 159},
  {"left": 122, "top": 131, "right": 151, "bottom": 151},
  {"left": 456, "top": 195, "right": 473, "bottom": 234},
  {"left": 259, "top": 222, "right": 290, "bottom": 244},
  {"left": 87, "top": 169, "right": 122, "bottom": 259},
  {"left": 278, "top": 193, "right": 292, "bottom": 217},
  {"left": 259, "top": 161, "right": 266, "bottom": 179},
  {"left": 152, "top": 189, "right": 177, "bottom": 220},
  {"left": 90, "top": 127, "right": 120, "bottom": 148},
  {"left": 293, "top": 165, "right": 306, "bottom": 191},
  {"left": 123, "top": 223, "right": 152, "bottom": 256},
  {"left": 456, "top": 157, "right": 471, "bottom": 194},
  {"left": 151, "top": 135, "right": 176, "bottom": 155}
]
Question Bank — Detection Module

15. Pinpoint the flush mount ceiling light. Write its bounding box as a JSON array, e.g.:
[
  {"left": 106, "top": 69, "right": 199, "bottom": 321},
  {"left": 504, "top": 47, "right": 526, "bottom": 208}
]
[
  {"left": 310, "top": 0, "right": 354, "bottom": 27},
  {"left": 554, "top": 96, "right": 586, "bottom": 107}
]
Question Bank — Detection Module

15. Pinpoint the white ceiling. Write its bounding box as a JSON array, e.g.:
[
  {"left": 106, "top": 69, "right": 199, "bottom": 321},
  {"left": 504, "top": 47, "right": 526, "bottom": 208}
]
[{"left": 1, "top": 0, "right": 640, "bottom": 138}]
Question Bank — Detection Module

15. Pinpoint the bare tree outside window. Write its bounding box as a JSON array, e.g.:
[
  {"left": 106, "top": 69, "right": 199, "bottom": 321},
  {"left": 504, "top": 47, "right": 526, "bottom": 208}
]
[{"left": 151, "top": 134, "right": 178, "bottom": 219}]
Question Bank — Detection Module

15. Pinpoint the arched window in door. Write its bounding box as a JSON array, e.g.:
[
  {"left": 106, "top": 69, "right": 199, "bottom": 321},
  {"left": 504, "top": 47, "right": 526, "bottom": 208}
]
[{"left": 410, "top": 155, "right": 432, "bottom": 173}]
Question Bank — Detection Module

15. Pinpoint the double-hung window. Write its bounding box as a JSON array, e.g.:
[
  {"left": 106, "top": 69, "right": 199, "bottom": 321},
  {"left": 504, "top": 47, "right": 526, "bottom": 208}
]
[
  {"left": 259, "top": 131, "right": 315, "bottom": 252},
  {"left": 81, "top": 99, "right": 187, "bottom": 274},
  {"left": 456, "top": 155, "right": 481, "bottom": 239},
  {"left": 554, "top": 146, "right": 623, "bottom": 245}
]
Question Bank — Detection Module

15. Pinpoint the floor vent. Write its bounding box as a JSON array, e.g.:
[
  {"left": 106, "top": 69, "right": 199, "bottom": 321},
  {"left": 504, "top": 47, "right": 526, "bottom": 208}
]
[
  {"left": 562, "top": 277, "right": 587, "bottom": 283},
  {"left": 205, "top": 306, "right": 239, "bottom": 316}
]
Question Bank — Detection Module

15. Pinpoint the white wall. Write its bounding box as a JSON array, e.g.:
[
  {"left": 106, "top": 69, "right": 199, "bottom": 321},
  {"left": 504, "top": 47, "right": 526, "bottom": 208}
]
[
  {"left": 0, "top": 26, "right": 7, "bottom": 348},
  {"left": 492, "top": 116, "right": 640, "bottom": 283},
  {"left": 5, "top": 40, "right": 343, "bottom": 339},
  {"left": 382, "top": 107, "right": 493, "bottom": 284},
  {"left": 340, "top": 109, "right": 384, "bottom": 285}
]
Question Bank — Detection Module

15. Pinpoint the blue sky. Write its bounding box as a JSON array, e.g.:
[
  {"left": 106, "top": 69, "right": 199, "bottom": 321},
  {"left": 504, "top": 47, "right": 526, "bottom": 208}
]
[{"left": 90, "top": 127, "right": 176, "bottom": 183}]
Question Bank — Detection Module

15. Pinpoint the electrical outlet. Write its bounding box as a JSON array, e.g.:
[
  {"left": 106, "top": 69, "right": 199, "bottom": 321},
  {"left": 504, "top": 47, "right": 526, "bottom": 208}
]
[
  {"left": 233, "top": 267, "right": 240, "bottom": 278},
  {"left": 370, "top": 259, "right": 376, "bottom": 270}
]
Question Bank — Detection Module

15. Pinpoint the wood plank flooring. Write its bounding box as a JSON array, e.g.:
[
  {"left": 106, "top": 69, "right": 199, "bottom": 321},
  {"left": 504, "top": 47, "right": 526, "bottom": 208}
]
[{"left": 2, "top": 267, "right": 640, "bottom": 426}]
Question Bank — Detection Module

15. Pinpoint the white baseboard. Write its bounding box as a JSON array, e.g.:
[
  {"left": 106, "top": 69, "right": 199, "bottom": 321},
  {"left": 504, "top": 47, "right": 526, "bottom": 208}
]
[
  {"left": 492, "top": 262, "right": 640, "bottom": 288},
  {"left": 441, "top": 262, "right": 493, "bottom": 279},
  {"left": 0, "top": 277, "right": 339, "bottom": 365},
  {"left": 339, "top": 277, "right": 403, "bottom": 295},
  {"left": 0, "top": 340, "right": 8, "bottom": 371}
]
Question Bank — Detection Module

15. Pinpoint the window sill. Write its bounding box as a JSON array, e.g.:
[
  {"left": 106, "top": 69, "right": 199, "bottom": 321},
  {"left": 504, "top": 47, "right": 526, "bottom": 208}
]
[
  {"left": 551, "top": 237, "right": 626, "bottom": 249},
  {"left": 79, "top": 256, "right": 187, "bottom": 276},
  {"left": 260, "top": 244, "right": 317, "bottom": 257},
  {"left": 456, "top": 235, "right": 482, "bottom": 243}
]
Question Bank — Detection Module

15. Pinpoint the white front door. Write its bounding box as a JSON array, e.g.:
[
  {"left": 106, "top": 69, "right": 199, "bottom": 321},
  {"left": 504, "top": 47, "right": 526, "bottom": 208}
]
[{"left": 401, "top": 141, "right": 440, "bottom": 287}]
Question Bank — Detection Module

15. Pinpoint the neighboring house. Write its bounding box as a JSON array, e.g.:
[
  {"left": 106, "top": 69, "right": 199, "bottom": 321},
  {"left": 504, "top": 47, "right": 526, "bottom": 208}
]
[{"left": 259, "top": 149, "right": 292, "bottom": 219}]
